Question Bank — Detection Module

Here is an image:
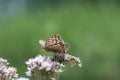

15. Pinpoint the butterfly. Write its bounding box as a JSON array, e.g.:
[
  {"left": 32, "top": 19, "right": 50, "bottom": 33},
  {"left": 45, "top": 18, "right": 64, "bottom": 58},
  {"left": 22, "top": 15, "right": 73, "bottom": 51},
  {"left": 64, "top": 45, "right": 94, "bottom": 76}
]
[{"left": 39, "top": 34, "right": 70, "bottom": 53}]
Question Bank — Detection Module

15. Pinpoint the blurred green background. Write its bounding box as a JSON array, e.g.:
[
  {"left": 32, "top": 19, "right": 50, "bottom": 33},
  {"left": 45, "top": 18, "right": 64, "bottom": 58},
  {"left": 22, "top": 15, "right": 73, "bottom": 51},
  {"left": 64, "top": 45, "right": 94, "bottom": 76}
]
[{"left": 0, "top": 0, "right": 120, "bottom": 80}]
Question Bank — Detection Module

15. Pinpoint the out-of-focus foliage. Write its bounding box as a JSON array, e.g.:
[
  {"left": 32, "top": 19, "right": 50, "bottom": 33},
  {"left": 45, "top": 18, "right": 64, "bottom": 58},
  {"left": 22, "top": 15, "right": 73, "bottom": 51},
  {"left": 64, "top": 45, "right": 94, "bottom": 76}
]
[{"left": 0, "top": 1, "right": 120, "bottom": 80}]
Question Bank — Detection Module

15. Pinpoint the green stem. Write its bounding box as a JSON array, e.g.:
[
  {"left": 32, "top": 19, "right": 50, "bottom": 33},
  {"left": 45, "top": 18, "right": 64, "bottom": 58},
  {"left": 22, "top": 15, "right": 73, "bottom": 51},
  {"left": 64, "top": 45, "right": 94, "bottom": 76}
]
[
  {"left": 41, "top": 71, "right": 43, "bottom": 80},
  {"left": 36, "top": 70, "right": 44, "bottom": 80},
  {"left": 55, "top": 73, "right": 60, "bottom": 80}
]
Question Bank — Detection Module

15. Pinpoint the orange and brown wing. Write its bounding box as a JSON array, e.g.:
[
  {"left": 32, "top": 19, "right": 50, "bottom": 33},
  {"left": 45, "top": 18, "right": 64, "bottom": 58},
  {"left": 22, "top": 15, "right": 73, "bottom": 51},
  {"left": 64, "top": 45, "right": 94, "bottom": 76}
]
[{"left": 44, "top": 34, "right": 69, "bottom": 53}]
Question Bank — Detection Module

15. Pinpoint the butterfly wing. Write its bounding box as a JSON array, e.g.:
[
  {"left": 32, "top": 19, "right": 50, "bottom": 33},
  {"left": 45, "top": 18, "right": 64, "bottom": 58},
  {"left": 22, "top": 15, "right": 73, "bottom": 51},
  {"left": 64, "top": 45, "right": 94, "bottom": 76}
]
[
  {"left": 39, "top": 40, "right": 46, "bottom": 48},
  {"left": 40, "top": 34, "right": 69, "bottom": 53}
]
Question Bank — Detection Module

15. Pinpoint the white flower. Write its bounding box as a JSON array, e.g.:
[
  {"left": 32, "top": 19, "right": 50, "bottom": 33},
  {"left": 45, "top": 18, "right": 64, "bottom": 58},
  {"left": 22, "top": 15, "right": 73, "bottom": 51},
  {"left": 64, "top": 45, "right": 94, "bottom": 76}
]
[
  {"left": 64, "top": 53, "right": 82, "bottom": 67},
  {"left": 51, "top": 77, "right": 56, "bottom": 80},
  {"left": 6, "top": 67, "right": 18, "bottom": 79},
  {"left": 52, "top": 61, "right": 64, "bottom": 73},
  {"left": 25, "top": 53, "right": 82, "bottom": 80},
  {"left": 0, "top": 65, "right": 7, "bottom": 77},
  {"left": 40, "top": 61, "right": 52, "bottom": 71},
  {"left": 25, "top": 71, "right": 31, "bottom": 76},
  {"left": 17, "top": 77, "right": 29, "bottom": 80},
  {"left": 0, "top": 58, "right": 18, "bottom": 80},
  {"left": 78, "top": 63, "right": 82, "bottom": 67},
  {"left": 25, "top": 55, "right": 65, "bottom": 77},
  {"left": 0, "top": 58, "right": 9, "bottom": 66},
  {"left": 54, "top": 68, "right": 63, "bottom": 73}
]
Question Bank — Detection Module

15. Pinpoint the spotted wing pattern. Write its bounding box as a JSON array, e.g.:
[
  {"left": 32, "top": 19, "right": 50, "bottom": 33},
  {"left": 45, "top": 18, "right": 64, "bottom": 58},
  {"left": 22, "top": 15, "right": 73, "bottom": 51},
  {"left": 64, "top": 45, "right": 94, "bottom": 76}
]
[{"left": 40, "top": 34, "right": 69, "bottom": 53}]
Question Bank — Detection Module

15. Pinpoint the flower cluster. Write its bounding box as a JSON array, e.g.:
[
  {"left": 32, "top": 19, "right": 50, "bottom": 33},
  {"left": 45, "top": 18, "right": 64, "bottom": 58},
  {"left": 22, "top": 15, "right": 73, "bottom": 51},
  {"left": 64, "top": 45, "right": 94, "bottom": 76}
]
[
  {"left": 25, "top": 53, "right": 82, "bottom": 80},
  {"left": 0, "top": 58, "right": 18, "bottom": 80},
  {"left": 64, "top": 53, "right": 82, "bottom": 67},
  {"left": 0, "top": 58, "right": 9, "bottom": 66},
  {"left": 25, "top": 55, "right": 64, "bottom": 78}
]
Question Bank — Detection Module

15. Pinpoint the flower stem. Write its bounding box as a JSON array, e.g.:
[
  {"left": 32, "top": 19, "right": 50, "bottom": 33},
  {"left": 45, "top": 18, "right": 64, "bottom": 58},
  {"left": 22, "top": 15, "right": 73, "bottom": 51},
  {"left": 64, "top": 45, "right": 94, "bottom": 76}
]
[
  {"left": 36, "top": 70, "right": 44, "bottom": 80},
  {"left": 41, "top": 71, "right": 44, "bottom": 80},
  {"left": 55, "top": 73, "right": 60, "bottom": 80}
]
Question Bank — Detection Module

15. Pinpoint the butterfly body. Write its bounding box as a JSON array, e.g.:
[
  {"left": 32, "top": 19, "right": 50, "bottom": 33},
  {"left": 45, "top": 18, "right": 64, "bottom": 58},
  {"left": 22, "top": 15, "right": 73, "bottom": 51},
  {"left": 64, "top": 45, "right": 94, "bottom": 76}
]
[{"left": 39, "top": 34, "right": 69, "bottom": 53}]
